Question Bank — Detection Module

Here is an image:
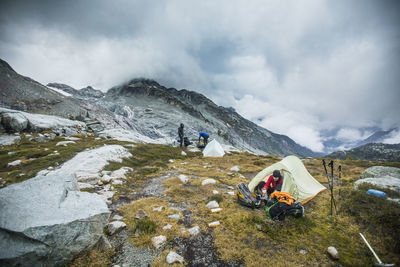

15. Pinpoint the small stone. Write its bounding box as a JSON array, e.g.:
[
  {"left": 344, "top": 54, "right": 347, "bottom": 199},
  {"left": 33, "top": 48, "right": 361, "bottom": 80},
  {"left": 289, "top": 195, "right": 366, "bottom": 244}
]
[
  {"left": 107, "top": 221, "right": 126, "bottom": 235},
  {"left": 98, "top": 180, "right": 104, "bottom": 186},
  {"left": 166, "top": 251, "right": 184, "bottom": 264},
  {"left": 201, "top": 178, "right": 216, "bottom": 186},
  {"left": 153, "top": 206, "right": 164, "bottom": 212},
  {"left": 299, "top": 249, "right": 308, "bottom": 255},
  {"left": 47, "top": 166, "right": 54, "bottom": 170},
  {"left": 151, "top": 235, "right": 167, "bottom": 249},
  {"left": 188, "top": 226, "right": 200, "bottom": 236},
  {"left": 227, "top": 191, "right": 235, "bottom": 196},
  {"left": 179, "top": 227, "right": 186, "bottom": 233},
  {"left": 8, "top": 151, "right": 15, "bottom": 155},
  {"left": 327, "top": 246, "right": 339, "bottom": 260},
  {"left": 230, "top": 166, "right": 240, "bottom": 172},
  {"left": 56, "top": 141, "right": 75, "bottom": 146},
  {"left": 168, "top": 214, "right": 180, "bottom": 220},
  {"left": 135, "top": 209, "right": 149, "bottom": 219},
  {"left": 8, "top": 160, "right": 21, "bottom": 167},
  {"left": 169, "top": 159, "right": 174, "bottom": 163},
  {"left": 178, "top": 174, "right": 189, "bottom": 183},
  {"left": 206, "top": 200, "right": 219, "bottom": 209},
  {"left": 112, "top": 214, "right": 123, "bottom": 220},
  {"left": 163, "top": 224, "right": 172, "bottom": 230},
  {"left": 181, "top": 151, "right": 187, "bottom": 156},
  {"left": 101, "top": 175, "right": 112, "bottom": 183},
  {"left": 255, "top": 224, "right": 262, "bottom": 230},
  {"left": 213, "top": 190, "right": 219, "bottom": 195},
  {"left": 95, "top": 235, "right": 112, "bottom": 252},
  {"left": 227, "top": 186, "right": 234, "bottom": 190}
]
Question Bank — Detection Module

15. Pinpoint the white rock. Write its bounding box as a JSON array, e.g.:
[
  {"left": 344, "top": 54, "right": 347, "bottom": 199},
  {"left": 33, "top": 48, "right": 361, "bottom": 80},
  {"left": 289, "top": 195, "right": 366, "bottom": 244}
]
[
  {"left": 110, "top": 167, "right": 133, "bottom": 180},
  {"left": 181, "top": 151, "right": 187, "bottom": 156},
  {"left": 153, "top": 206, "right": 164, "bottom": 212},
  {"left": 327, "top": 246, "right": 339, "bottom": 260},
  {"left": 166, "top": 251, "right": 184, "bottom": 264},
  {"left": 169, "top": 159, "right": 175, "bottom": 163},
  {"left": 206, "top": 200, "right": 219, "bottom": 209},
  {"left": 213, "top": 190, "right": 219, "bottom": 195},
  {"left": 178, "top": 174, "right": 189, "bottom": 183},
  {"left": 227, "top": 191, "right": 235, "bottom": 196},
  {"left": 230, "top": 165, "right": 241, "bottom": 172},
  {"left": 56, "top": 141, "right": 76, "bottom": 146},
  {"left": 111, "top": 179, "right": 124, "bottom": 185},
  {"left": 8, "top": 160, "right": 21, "bottom": 167},
  {"left": 112, "top": 215, "right": 123, "bottom": 220},
  {"left": 168, "top": 214, "right": 180, "bottom": 220},
  {"left": 188, "top": 226, "right": 200, "bottom": 236},
  {"left": 201, "top": 178, "right": 216, "bottom": 186},
  {"left": 0, "top": 173, "right": 110, "bottom": 266},
  {"left": 107, "top": 221, "right": 126, "bottom": 235},
  {"left": 135, "top": 209, "right": 149, "bottom": 219},
  {"left": 101, "top": 174, "right": 112, "bottom": 183},
  {"left": 78, "top": 182, "right": 95, "bottom": 189},
  {"left": 151, "top": 235, "right": 167, "bottom": 249},
  {"left": 163, "top": 224, "right": 172, "bottom": 230}
]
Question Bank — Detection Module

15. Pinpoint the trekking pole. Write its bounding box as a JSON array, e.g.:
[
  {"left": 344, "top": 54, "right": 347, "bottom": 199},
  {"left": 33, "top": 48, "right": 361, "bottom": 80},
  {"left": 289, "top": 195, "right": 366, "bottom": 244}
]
[
  {"left": 338, "top": 164, "right": 342, "bottom": 214},
  {"left": 328, "top": 160, "right": 337, "bottom": 216},
  {"left": 322, "top": 160, "right": 333, "bottom": 216},
  {"left": 359, "top": 233, "right": 394, "bottom": 267}
]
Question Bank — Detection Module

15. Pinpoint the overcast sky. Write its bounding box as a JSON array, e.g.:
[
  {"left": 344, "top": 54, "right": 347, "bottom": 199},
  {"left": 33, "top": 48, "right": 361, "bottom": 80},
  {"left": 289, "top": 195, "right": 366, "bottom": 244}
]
[{"left": 1, "top": 0, "right": 399, "bottom": 152}]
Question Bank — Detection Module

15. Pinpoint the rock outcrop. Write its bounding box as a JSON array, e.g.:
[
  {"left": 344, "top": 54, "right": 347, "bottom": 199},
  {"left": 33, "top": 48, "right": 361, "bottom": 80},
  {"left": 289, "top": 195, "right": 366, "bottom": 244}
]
[
  {"left": 0, "top": 107, "right": 85, "bottom": 133},
  {"left": 355, "top": 166, "right": 400, "bottom": 192},
  {"left": 0, "top": 173, "right": 110, "bottom": 266}
]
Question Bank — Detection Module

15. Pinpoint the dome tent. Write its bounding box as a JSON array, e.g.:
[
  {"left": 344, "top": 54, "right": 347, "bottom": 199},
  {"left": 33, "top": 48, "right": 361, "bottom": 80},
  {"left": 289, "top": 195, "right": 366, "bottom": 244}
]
[
  {"left": 203, "top": 139, "right": 225, "bottom": 157},
  {"left": 248, "top": 156, "right": 326, "bottom": 204}
]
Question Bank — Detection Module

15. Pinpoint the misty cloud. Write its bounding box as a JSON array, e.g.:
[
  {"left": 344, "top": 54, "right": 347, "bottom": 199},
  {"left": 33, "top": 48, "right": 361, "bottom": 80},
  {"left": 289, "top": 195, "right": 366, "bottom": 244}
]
[{"left": 0, "top": 0, "right": 399, "bottom": 152}]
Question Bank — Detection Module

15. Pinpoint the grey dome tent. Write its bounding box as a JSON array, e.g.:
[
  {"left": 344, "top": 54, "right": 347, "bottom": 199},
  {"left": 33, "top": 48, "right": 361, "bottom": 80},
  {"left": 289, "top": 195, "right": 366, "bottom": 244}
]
[{"left": 248, "top": 155, "right": 326, "bottom": 204}]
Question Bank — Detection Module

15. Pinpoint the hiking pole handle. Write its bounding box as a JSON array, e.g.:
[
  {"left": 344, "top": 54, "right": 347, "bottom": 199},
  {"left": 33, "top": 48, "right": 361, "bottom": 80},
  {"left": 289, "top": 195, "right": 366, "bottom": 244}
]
[{"left": 359, "top": 233, "right": 382, "bottom": 264}]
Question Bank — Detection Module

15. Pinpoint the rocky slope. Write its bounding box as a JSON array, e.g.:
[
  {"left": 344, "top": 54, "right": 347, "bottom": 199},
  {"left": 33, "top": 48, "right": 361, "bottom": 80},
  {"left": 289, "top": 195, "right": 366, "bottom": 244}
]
[
  {"left": 99, "top": 79, "right": 320, "bottom": 157},
  {"left": 0, "top": 58, "right": 319, "bottom": 156},
  {"left": 326, "top": 143, "right": 400, "bottom": 162}
]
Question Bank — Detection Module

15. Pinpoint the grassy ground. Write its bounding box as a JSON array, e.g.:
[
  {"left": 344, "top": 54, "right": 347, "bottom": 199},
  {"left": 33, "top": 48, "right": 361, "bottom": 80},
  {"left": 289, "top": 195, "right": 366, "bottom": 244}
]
[
  {"left": 2, "top": 137, "right": 399, "bottom": 266},
  {"left": 118, "top": 152, "right": 400, "bottom": 266}
]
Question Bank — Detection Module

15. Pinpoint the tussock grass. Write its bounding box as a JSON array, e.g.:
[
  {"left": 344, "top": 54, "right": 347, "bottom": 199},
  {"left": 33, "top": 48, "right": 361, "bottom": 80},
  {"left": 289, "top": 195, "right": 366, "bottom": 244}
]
[
  {"left": 69, "top": 249, "right": 115, "bottom": 267},
  {"left": 119, "top": 197, "right": 193, "bottom": 247}
]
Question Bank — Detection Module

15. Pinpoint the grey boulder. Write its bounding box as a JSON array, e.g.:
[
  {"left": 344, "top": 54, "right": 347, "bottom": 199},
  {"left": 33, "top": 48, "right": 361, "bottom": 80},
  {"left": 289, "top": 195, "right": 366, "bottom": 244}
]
[
  {"left": 356, "top": 166, "right": 400, "bottom": 192},
  {"left": 0, "top": 173, "right": 110, "bottom": 266}
]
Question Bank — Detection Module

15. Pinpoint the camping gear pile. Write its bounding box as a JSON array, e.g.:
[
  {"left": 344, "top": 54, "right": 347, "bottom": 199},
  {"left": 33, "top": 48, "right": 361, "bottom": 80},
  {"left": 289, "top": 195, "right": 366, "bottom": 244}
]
[{"left": 237, "top": 156, "right": 327, "bottom": 221}]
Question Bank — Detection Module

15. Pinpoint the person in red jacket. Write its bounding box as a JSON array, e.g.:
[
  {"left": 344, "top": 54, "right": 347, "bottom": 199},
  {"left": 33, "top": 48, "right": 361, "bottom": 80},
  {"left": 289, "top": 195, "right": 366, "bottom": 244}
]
[{"left": 262, "top": 170, "right": 283, "bottom": 197}]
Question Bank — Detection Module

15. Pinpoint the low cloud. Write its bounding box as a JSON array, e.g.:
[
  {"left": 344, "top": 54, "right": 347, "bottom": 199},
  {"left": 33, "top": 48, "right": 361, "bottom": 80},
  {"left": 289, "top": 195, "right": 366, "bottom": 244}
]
[{"left": 0, "top": 0, "right": 399, "bottom": 152}]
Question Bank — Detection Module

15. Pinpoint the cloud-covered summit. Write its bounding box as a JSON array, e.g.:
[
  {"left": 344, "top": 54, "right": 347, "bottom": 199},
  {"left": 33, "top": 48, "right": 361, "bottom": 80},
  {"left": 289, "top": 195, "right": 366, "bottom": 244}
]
[{"left": 1, "top": 0, "right": 399, "bottom": 152}]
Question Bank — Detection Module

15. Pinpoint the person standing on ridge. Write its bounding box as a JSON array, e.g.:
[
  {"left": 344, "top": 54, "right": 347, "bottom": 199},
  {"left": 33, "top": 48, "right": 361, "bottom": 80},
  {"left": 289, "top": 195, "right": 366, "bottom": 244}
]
[
  {"left": 198, "top": 132, "right": 209, "bottom": 146},
  {"left": 178, "top": 123, "right": 184, "bottom": 147}
]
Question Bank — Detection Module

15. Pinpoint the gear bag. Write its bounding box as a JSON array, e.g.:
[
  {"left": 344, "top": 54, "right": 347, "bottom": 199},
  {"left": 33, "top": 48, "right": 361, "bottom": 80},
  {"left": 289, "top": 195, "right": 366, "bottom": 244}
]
[
  {"left": 265, "top": 192, "right": 304, "bottom": 220},
  {"left": 237, "top": 182, "right": 261, "bottom": 209}
]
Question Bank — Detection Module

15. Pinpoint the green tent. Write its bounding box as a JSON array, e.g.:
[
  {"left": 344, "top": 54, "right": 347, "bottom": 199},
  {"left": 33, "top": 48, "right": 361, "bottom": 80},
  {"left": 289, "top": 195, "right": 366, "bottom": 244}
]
[{"left": 248, "top": 155, "right": 326, "bottom": 204}]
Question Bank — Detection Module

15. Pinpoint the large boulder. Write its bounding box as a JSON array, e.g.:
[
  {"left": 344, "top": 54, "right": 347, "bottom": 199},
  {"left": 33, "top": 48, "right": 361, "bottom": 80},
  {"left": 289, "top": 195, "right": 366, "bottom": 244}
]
[
  {"left": 1, "top": 112, "right": 28, "bottom": 132},
  {"left": 0, "top": 173, "right": 110, "bottom": 266},
  {"left": 360, "top": 166, "right": 400, "bottom": 179},
  {"left": 355, "top": 166, "right": 400, "bottom": 192}
]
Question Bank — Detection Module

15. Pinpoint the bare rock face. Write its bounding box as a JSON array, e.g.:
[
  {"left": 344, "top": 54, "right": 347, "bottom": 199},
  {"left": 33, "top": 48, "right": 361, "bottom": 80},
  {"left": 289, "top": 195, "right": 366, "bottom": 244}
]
[{"left": 0, "top": 173, "right": 110, "bottom": 266}]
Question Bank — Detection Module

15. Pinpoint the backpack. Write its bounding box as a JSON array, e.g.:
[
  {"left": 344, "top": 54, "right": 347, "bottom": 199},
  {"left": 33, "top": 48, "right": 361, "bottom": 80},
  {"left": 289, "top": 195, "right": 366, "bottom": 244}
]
[
  {"left": 237, "top": 182, "right": 262, "bottom": 209},
  {"left": 183, "top": 137, "right": 192, "bottom": 146},
  {"left": 265, "top": 192, "right": 304, "bottom": 221}
]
